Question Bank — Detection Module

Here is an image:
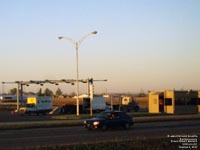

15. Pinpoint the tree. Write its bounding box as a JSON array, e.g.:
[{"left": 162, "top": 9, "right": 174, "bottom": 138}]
[
  {"left": 37, "top": 88, "right": 43, "bottom": 96},
  {"left": 44, "top": 88, "right": 53, "bottom": 96},
  {"left": 137, "top": 89, "right": 146, "bottom": 97},
  {"left": 9, "top": 88, "right": 17, "bottom": 95},
  {"left": 55, "top": 88, "right": 63, "bottom": 97},
  {"left": 70, "top": 92, "right": 76, "bottom": 97}
]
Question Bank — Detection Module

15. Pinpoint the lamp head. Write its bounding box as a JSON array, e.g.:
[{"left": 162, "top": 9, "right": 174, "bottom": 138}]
[
  {"left": 58, "top": 37, "right": 63, "bottom": 40},
  {"left": 92, "top": 31, "right": 97, "bottom": 34}
]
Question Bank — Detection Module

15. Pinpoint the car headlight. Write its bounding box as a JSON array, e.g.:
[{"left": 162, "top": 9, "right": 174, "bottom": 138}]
[{"left": 93, "top": 121, "right": 100, "bottom": 126}]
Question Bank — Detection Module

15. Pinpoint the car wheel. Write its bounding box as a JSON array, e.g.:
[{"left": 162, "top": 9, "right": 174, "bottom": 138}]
[
  {"left": 87, "top": 127, "right": 92, "bottom": 131},
  {"left": 134, "top": 106, "right": 139, "bottom": 112},
  {"left": 28, "top": 112, "right": 31, "bottom": 116},
  {"left": 124, "top": 123, "right": 130, "bottom": 130},
  {"left": 102, "top": 124, "right": 107, "bottom": 131}
]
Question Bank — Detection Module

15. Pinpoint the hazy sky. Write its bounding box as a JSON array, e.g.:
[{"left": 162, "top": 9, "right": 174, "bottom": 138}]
[{"left": 0, "top": 0, "right": 200, "bottom": 94}]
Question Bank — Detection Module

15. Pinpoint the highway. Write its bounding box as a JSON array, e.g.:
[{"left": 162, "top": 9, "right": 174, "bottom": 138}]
[{"left": 0, "top": 120, "right": 199, "bottom": 150}]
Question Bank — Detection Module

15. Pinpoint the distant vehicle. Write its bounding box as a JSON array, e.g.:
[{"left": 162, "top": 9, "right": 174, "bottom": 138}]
[
  {"left": 0, "top": 95, "right": 29, "bottom": 103},
  {"left": 0, "top": 95, "right": 18, "bottom": 103},
  {"left": 52, "top": 96, "right": 107, "bottom": 114},
  {"left": 19, "top": 96, "right": 52, "bottom": 115},
  {"left": 83, "top": 110, "right": 133, "bottom": 130},
  {"left": 0, "top": 95, "right": 17, "bottom": 100},
  {"left": 120, "top": 96, "right": 140, "bottom": 112}
]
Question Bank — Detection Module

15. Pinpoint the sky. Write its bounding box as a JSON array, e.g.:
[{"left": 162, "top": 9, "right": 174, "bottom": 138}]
[{"left": 0, "top": 0, "right": 200, "bottom": 94}]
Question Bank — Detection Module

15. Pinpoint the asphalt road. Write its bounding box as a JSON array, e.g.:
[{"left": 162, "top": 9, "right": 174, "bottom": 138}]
[
  {"left": 0, "top": 111, "right": 52, "bottom": 122},
  {"left": 0, "top": 120, "right": 199, "bottom": 150}
]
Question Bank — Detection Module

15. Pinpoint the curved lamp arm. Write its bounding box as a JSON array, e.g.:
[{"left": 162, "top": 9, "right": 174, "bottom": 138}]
[
  {"left": 58, "top": 31, "right": 97, "bottom": 47},
  {"left": 58, "top": 36, "right": 76, "bottom": 45},
  {"left": 78, "top": 31, "right": 97, "bottom": 46}
]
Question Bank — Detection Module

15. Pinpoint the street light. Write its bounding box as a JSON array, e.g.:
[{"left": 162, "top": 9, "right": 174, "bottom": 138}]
[{"left": 58, "top": 31, "right": 97, "bottom": 116}]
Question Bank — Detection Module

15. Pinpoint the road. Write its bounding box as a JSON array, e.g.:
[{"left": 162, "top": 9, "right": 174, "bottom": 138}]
[{"left": 0, "top": 120, "right": 199, "bottom": 150}]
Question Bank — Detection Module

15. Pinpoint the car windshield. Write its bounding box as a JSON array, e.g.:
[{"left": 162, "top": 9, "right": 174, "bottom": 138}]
[{"left": 96, "top": 112, "right": 110, "bottom": 118}]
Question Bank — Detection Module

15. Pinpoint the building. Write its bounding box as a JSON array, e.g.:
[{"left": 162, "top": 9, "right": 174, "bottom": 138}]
[{"left": 149, "top": 90, "right": 200, "bottom": 114}]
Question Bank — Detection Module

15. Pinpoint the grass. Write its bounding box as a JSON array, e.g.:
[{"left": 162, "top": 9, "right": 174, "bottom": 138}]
[
  {"left": 51, "top": 114, "right": 94, "bottom": 120},
  {"left": 0, "top": 104, "right": 16, "bottom": 111},
  {"left": 51, "top": 112, "right": 170, "bottom": 120},
  {"left": 14, "top": 137, "right": 193, "bottom": 150},
  {"left": 51, "top": 111, "right": 194, "bottom": 122},
  {"left": 0, "top": 120, "right": 83, "bottom": 131}
]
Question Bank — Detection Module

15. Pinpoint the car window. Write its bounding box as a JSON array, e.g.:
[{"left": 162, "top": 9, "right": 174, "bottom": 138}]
[
  {"left": 96, "top": 111, "right": 131, "bottom": 119},
  {"left": 106, "top": 113, "right": 112, "bottom": 118},
  {"left": 96, "top": 112, "right": 112, "bottom": 118},
  {"left": 119, "top": 112, "right": 130, "bottom": 119},
  {"left": 110, "top": 113, "right": 119, "bottom": 119},
  {"left": 96, "top": 112, "right": 107, "bottom": 118}
]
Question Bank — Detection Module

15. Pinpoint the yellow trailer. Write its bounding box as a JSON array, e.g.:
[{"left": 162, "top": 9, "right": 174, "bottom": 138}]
[{"left": 149, "top": 90, "right": 199, "bottom": 114}]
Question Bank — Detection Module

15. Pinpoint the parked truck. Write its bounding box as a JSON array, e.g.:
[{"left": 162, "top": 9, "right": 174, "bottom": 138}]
[
  {"left": 120, "top": 96, "right": 140, "bottom": 112},
  {"left": 19, "top": 96, "right": 52, "bottom": 115},
  {"left": 82, "top": 96, "right": 107, "bottom": 113},
  {"left": 51, "top": 96, "right": 107, "bottom": 114},
  {"left": 105, "top": 95, "right": 140, "bottom": 112}
]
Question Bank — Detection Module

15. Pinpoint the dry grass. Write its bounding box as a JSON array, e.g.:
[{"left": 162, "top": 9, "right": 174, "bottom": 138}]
[
  {"left": 52, "top": 97, "right": 148, "bottom": 108},
  {"left": 22, "top": 137, "right": 191, "bottom": 150}
]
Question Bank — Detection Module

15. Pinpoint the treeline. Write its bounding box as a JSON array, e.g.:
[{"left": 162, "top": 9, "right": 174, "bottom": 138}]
[
  {"left": 4, "top": 88, "right": 75, "bottom": 97},
  {"left": 4, "top": 88, "right": 148, "bottom": 98}
]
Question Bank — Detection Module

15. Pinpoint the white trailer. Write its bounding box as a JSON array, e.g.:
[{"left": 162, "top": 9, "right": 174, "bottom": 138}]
[
  {"left": 92, "top": 96, "right": 107, "bottom": 111},
  {"left": 19, "top": 96, "right": 52, "bottom": 115},
  {"left": 82, "top": 96, "right": 107, "bottom": 113}
]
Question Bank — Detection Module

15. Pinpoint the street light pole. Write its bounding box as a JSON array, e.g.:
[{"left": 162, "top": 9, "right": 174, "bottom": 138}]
[
  {"left": 75, "top": 42, "right": 79, "bottom": 115},
  {"left": 16, "top": 83, "right": 20, "bottom": 112},
  {"left": 58, "top": 31, "right": 97, "bottom": 116}
]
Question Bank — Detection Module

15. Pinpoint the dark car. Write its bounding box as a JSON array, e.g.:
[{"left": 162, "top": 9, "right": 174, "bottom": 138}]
[{"left": 83, "top": 110, "right": 133, "bottom": 130}]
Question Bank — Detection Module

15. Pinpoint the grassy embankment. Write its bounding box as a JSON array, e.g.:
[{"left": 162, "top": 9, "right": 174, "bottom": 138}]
[
  {"left": 13, "top": 136, "right": 200, "bottom": 150},
  {"left": 1, "top": 112, "right": 200, "bottom": 130}
]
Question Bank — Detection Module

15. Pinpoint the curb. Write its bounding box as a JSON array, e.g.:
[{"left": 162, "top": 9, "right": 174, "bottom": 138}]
[{"left": 0, "top": 114, "right": 200, "bottom": 130}]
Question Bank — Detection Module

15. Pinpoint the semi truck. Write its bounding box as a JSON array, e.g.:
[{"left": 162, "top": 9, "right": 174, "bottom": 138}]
[
  {"left": 19, "top": 96, "right": 52, "bottom": 115},
  {"left": 120, "top": 96, "right": 140, "bottom": 112},
  {"left": 51, "top": 96, "right": 107, "bottom": 114},
  {"left": 82, "top": 96, "right": 107, "bottom": 113},
  {"left": 105, "top": 95, "right": 140, "bottom": 112}
]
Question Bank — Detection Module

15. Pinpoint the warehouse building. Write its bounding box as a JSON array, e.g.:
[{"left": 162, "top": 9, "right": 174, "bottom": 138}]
[{"left": 149, "top": 90, "right": 200, "bottom": 114}]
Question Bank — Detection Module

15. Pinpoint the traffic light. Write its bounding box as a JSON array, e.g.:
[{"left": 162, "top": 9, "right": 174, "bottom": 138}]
[{"left": 89, "top": 78, "right": 93, "bottom": 84}]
